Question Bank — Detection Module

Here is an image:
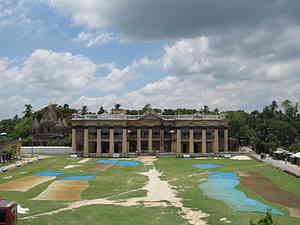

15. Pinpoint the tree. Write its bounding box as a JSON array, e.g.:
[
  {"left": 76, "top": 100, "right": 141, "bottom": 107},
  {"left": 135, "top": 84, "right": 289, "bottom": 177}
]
[
  {"left": 250, "top": 211, "right": 278, "bottom": 225},
  {"left": 214, "top": 108, "right": 219, "bottom": 115},
  {"left": 23, "top": 104, "right": 33, "bottom": 118},
  {"left": 114, "top": 104, "right": 121, "bottom": 110},
  {"left": 203, "top": 105, "right": 210, "bottom": 114},
  {"left": 142, "top": 104, "right": 152, "bottom": 113},
  {"left": 13, "top": 114, "right": 19, "bottom": 121},
  {"left": 14, "top": 117, "right": 32, "bottom": 139},
  {"left": 281, "top": 99, "right": 298, "bottom": 121},
  {"left": 270, "top": 100, "right": 278, "bottom": 115},
  {"left": 288, "top": 143, "right": 300, "bottom": 153},
  {"left": 63, "top": 104, "right": 69, "bottom": 110},
  {"left": 81, "top": 106, "right": 88, "bottom": 115}
]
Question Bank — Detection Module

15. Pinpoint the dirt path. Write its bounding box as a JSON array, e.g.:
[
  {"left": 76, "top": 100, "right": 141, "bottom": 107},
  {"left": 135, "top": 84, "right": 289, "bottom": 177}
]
[
  {"left": 137, "top": 156, "right": 157, "bottom": 166},
  {"left": 78, "top": 159, "right": 90, "bottom": 164},
  {"left": 22, "top": 164, "right": 208, "bottom": 225}
]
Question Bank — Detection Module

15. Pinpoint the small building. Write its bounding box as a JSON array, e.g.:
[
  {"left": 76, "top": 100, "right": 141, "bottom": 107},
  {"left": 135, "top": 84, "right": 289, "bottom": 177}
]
[{"left": 71, "top": 112, "right": 238, "bottom": 157}]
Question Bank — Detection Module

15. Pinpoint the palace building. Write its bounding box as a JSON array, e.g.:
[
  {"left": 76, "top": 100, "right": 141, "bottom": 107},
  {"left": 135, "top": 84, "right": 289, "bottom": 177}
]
[{"left": 71, "top": 112, "right": 238, "bottom": 157}]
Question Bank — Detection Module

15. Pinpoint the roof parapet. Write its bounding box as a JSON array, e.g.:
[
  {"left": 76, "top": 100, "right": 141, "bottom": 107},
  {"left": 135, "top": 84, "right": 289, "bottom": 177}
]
[{"left": 71, "top": 113, "right": 225, "bottom": 121}]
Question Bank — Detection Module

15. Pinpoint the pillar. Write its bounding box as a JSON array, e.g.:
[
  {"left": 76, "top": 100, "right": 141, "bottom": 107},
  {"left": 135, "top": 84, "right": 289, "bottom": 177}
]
[
  {"left": 148, "top": 128, "right": 153, "bottom": 152},
  {"left": 176, "top": 129, "right": 181, "bottom": 153},
  {"left": 137, "top": 128, "right": 141, "bottom": 153},
  {"left": 109, "top": 128, "right": 114, "bottom": 153},
  {"left": 202, "top": 129, "right": 207, "bottom": 153},
  {"left": 189, "top": 128, "right": 194, "bottom": 153},
  {"left": 224, "top": 129, "right": 229, "bottom": 152},
  {"left": 213, "top": 128, "right": 219, "bottom": 152},
  {"left": 122, "top": 128, "right": 128, "bottom": 153},
  {"left": 97, "top": 128, "right": 102, "bottom": 154},
  {"left": 160, "top": 128, "right": 164, "bottom": 153},
  {"left": 171, "top": 131, "right": 176, "bottom": 153},
  {"left": 84, "top": 128, "right": 89, "bottom": 156},
  {"left": 72, "top": 128, "right": 76, "bottom": 153}
]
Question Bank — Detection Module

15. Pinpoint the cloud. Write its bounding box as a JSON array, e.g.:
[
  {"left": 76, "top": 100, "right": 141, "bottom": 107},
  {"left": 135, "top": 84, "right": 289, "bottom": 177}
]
[
  {"left": 73, "top": 31, "right": 118, "bottom": 47},
  {"left": 0, "top": 49, "right": 151, "bottom": 118},
  {"left": 73, "top": 25, "right": 300, "bottom": 113},
  {"left": 39, "top": 0, "right": 300, "bottom": 40},
  {"left": 0, "top": 0, "right": 33, "bottom": 28}
]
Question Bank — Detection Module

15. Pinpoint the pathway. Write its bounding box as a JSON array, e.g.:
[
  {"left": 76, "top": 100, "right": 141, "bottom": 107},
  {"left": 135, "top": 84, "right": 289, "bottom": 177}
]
[{"left": 251, "top": 153, "right": 300, "bottom": 177}]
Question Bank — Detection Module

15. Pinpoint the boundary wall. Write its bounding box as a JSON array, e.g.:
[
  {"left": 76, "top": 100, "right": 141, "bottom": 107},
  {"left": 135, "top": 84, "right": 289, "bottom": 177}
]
[{"left": 21, "top": 146, "right": 72, "bottom": 155}]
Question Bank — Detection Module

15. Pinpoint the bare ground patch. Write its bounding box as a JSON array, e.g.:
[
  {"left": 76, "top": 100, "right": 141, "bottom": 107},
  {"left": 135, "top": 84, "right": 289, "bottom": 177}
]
[
  {"left": 87, "top": 163, "right": 113, "bottom": 172},
  {"left": 240, "top": 172, "right": 300, "bottom": 218}
]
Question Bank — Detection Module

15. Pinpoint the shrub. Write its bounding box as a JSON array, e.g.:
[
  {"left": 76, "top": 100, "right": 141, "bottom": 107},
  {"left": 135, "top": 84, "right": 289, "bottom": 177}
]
[{"left": 250, "top": 211, "right": 278, "bottom": 225}]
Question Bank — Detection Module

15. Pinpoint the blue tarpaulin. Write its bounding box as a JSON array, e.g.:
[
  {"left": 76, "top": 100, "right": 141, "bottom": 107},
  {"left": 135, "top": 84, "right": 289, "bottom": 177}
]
[
  {"left": 58, "top": 175, "right": 96, "bottom": 181},
  {"left": 198, "top": 172, "right": 284, "bottom": 216},
  {"left": 97, "top": 160, "right": 142, "bottom": 166},
  {"left": 33, "top": 171, "right": 65, "bottom": 176},
  {"left": 193, "top": 164, "right": 223, "bottom": 169}
]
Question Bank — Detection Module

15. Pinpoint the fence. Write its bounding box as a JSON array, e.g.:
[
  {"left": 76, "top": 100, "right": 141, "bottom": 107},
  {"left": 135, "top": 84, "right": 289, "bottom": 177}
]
[{"left": 21, "top": 146, "right": 72, "bottom": 155}]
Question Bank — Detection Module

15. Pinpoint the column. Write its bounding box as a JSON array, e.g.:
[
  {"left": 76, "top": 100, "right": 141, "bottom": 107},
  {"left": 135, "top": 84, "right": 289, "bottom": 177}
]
[
  {"left": 213, "top": 128, "right": 219, "bottom": 152},
  {"left": 171, "top": 131, "right": 176, "bottom": 153},
  {"left": 97, "top": 128, "right": 102, "bottom": 154},
  {"left": 148, "top": 128, "right": 153, "bottom": 152},
  {"left": 109, "top": 128, "right": 114, "bottom": 153},
  {"left": 72, "top": 128, "right": 76, "bottom": 153},
  {"left": 160, "top": 128, "right": 164, "bottom": 153},
  {"left": 189, "top": 128, "right": 194, "bottom": 153},
  {"left": 224, "top": 129, "right": 229, "bottom": 152},
  {"left": 84, "top": 128, "right": 89, "bottom": 156},
  {"left": 176, "top": 128, "right": 181, "bottom": 153},
  {"left": 202, "top": 129, "right": 207, "bottom": 153},
  {"left": 137, "top": 128, "right": 141, "bottom": 153},
  {"left": 122, "top": 128, "right": 128, "bottom": 153}
]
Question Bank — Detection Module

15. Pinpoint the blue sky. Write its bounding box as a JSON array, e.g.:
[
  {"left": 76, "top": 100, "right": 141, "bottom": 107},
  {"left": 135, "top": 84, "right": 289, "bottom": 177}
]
[{"left": 1, "top": 0, "right": 300, "bottom": 118}]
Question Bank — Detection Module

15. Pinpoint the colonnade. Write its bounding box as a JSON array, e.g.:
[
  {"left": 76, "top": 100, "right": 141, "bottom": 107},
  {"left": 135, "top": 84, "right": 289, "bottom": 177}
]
[{"left": 72, "top": 127, "right": 229, "bottom": 155}]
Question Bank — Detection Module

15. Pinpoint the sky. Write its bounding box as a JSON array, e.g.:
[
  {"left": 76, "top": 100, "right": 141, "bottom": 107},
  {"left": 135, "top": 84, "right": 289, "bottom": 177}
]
[{"left": 1, "top": 0, "right": 300, "bottom": 118}]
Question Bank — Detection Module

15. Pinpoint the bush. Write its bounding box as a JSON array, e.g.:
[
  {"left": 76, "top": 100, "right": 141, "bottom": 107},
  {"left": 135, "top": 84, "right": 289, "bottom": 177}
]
[
  {"left": 250, "top": 211, "right": 278, "bottom": 225},
  {"left": 288, "top": 143, "right": 300, "bottom": 153}
]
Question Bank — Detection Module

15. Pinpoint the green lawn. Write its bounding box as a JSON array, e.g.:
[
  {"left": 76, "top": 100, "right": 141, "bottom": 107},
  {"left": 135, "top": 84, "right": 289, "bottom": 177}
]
[{"left": 0, "top": 156, "right": 299, "bottom": 225}]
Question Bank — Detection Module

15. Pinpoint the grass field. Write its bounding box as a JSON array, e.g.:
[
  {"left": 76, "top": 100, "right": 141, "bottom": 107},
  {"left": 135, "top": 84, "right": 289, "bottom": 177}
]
[{"left": 0, "top": 155, "right": 299, "bottom": 225}]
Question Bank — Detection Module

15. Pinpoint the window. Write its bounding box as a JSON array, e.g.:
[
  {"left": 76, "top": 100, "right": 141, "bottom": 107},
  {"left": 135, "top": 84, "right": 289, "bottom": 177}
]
[
  {"left": 114, "top": 128, "right": 123, "bottom": 139},
  {"left": 141, "top": 129, "right": 148, "bottom": 138},
  {"left": 181, "top": 128, "right": 189, "bottom": 139},
  {"left": 101, "top": 128, "right": 109, "bottom": 139}
]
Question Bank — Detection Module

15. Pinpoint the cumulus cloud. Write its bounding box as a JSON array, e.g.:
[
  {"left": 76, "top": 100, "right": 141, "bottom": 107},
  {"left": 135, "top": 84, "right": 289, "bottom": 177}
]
[
  {"left": 73, "top": 24, "right": 300, "bottom": 113},
  {"left": 0, "top": 50, "right": 151, "bottom": 118}
]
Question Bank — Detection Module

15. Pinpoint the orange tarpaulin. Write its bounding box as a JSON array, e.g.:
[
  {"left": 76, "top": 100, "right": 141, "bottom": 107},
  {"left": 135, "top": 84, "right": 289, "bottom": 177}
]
[
  {"left": 0, "top": 176, "right": 55, "bottom": 192},
  {"left": 33, "top": 180, "right": 89, "bottom": 200}
]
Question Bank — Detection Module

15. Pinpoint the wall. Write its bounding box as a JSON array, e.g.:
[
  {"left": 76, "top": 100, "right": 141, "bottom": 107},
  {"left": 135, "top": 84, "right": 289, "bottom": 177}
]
[{"left": 21, "top": 146, "right": 72, "bottom": 155}]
